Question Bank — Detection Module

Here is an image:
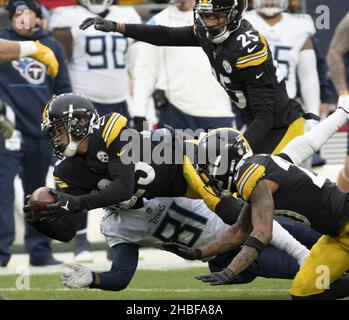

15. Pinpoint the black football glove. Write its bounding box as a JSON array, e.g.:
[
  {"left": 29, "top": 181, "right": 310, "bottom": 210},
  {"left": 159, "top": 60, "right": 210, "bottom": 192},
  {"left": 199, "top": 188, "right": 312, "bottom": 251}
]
[
  {"left": 162, "top": 242, "right": 202, "bottom": 260},
  {"left": 23, "top": 194, "right": 37, "bottom": 224},
  {"left": 23, "top": 190, "right": 80, "bottom": 224},
  {"left": 45, "top": 189, "right": 81, "bottom": 215},
  {"left": 79, "top": 17, "right": 118, "bottom": 32},
  {"left": 195, "top": 268, "right": 236, "bottom": 286},
  {"left": 0, "top": 98, "right": 14, "bottom": 139},
  {"left": 132, "top": 116, "right": 147, "bottom": 132}
]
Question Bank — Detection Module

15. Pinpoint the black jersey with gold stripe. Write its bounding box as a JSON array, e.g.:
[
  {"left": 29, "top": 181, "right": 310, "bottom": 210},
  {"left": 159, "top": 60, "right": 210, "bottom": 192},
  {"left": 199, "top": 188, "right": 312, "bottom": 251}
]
[
  {"left": 196, "top": 20, "right": 303, "bottom": 142},
  {"left": 53, "top": 124, "right": 241, "bottom": 220},
  {"left": 234, "top": 154, "right": 348, "bottom": 236},
  {"left": 53, "top": 117, "right": 188, "bottom": 209}
]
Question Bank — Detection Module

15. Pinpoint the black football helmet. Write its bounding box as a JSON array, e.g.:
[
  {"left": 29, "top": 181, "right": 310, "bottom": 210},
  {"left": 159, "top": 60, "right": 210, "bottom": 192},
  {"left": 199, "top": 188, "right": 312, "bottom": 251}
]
[
  {"left": 41, "top": 93, "right": 98, "bottom": 159},
  {"left": 194, "top": 0, "right": 247, "bottom": 44},
  {"left": 196, "top": 128, "right": 253, "bottom": 198}
]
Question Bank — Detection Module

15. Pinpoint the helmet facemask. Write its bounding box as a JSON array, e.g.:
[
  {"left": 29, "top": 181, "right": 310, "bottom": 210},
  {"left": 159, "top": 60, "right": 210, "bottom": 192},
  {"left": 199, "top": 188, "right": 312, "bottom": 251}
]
[
  {"left": 194, "top": 0, "right": 247, "bottom": 44},
  {"left": 253, "top": 0, "right": 289, "bottom": 17},
  {"left": 79, "top": 0, "right": 113, "bottom": 14}
]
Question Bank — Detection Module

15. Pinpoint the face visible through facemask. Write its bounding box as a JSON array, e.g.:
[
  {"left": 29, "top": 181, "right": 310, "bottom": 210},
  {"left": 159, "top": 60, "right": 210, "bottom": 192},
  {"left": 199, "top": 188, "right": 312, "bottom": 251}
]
[{"left": 200, "top": 11, "right": 229, "bottom": 38}]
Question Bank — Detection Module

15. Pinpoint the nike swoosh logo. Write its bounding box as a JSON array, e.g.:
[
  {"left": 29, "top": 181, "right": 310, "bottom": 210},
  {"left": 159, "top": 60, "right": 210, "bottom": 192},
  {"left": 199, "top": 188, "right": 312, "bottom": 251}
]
[
  {"left": 117, "top": 149, "right": 126, "bottom": 157},
  {"left": 256, "top": 72, "right": 264, "bottom": 79},
  {"left": 61, "top": 201, "right": 69, "bottom": 212},
  {"left": 247, "top": 45, "right": 257, "bottom": 53}
]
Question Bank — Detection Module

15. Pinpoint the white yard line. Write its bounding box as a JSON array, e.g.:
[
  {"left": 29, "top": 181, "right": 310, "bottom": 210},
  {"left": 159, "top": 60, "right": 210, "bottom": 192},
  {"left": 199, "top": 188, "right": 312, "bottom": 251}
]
[
  {"left": 0, "top": 249, "right": 206, "bottom": 276},
  {"left": 0, "top": 288, "right": 289, "bottom": 293}
]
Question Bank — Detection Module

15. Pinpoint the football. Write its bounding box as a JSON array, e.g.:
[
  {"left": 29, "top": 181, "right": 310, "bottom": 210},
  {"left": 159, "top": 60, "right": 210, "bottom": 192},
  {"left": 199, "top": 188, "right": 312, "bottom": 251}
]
[{"left": 28, "top": 187, "right": 57, "bottom": 213}]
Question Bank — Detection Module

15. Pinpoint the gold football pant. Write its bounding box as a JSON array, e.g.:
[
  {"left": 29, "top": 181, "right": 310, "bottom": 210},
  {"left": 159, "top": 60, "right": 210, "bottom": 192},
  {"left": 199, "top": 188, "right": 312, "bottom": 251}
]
[
  {"left": 291, "top": 222, "right": 349, "bottom": 297},
  {"left": 252, "top": 117, "right": 305, "bottom": 155}
]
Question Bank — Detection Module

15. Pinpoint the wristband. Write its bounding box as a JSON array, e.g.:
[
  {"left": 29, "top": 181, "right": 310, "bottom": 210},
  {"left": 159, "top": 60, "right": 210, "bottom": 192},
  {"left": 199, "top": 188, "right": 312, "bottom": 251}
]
[
  {"left": 19, "top": 41, "right": 37, "bottom": 58},
  {"left": 243, "top": 236, "right": 266, "bottom": 255}
]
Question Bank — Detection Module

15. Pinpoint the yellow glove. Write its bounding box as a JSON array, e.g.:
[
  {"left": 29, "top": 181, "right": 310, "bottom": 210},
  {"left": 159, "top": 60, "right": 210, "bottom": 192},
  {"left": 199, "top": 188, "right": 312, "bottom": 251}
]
[{"left": 31, "top": 41, "right": 59, "bottom": 78}]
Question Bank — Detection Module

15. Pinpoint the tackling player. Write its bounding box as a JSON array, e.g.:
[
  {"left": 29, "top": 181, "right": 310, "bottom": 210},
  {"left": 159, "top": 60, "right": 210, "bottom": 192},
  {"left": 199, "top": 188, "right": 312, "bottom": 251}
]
[
  {"left": 164, "top": 95, "right": 349, "bottom": 299},
  {"left": 79, "top": 0, "right": 308, "bottom": 155}
]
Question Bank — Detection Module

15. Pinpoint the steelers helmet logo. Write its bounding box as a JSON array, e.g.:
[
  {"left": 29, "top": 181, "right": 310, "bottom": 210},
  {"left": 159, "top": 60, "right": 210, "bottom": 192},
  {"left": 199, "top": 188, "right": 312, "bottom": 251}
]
[
  {"left": 222, "top": 60, "right": 232, "bottom": 74},
  {"left": 97, "top": 151, "right": 109, "bottom": 163}
]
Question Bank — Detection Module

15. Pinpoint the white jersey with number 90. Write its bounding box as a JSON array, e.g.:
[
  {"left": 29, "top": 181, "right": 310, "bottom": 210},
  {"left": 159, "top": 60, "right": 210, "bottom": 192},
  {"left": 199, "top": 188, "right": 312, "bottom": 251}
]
[{"left": 50, "top": 5, "right": 141, "bottom": 104}]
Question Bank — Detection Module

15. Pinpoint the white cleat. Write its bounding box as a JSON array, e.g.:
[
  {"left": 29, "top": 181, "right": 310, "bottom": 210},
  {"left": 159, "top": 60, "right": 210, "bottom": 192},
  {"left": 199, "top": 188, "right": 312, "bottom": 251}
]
[{"left": 74, "top": 250, "right": 94, "bottom": 263}]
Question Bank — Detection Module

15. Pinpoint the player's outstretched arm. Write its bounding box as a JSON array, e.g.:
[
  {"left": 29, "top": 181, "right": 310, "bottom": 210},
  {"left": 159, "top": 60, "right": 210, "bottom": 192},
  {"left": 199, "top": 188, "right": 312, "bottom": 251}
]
[
  {"left": 281, "top": 94, "right": 349, "bottom": 165},
  {"left": 0, "top": 39, "right": 21, "bottom": 63},
  {"left": 79, "top": 17, "right": 198, "bottom": 47},
  {"left": 0, "top": 39, "right": 59, "bottom": 77},
  {"left": 195, "top": 181, "right": 274, "bottom": 286},
  {"left": 62, "top": 243, "right": 139, "bottom": 291}
]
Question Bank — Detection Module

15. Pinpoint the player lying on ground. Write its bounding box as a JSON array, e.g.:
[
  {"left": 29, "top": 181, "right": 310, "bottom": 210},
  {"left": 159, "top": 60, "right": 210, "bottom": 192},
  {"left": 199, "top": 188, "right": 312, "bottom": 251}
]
[
  {"left": 60, "top": 197, "right": 319, "bottom": 291},
  {"left": 27, "top": 92, "right": 244, "bottom": 226},
  {"left": 164, "top": 95, "right": 349, "bottom": 299}
]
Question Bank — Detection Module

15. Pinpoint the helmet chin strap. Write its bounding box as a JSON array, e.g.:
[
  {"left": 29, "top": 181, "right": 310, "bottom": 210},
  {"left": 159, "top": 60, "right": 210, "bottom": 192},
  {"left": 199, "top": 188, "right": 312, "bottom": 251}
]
[
  {"left": 62, "top": 133, "right": 80, "bottom": 158},
  {"left": 63, "top": 141, "right": 78, "bottom": 158},
  {"left": 211, "top": 27, "right": 231, "bottom": 44}
]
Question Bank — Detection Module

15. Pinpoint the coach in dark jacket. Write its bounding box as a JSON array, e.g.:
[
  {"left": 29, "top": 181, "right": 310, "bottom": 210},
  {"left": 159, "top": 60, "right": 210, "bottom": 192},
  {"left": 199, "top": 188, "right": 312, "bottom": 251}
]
[{"left": 0, "top": 0, "right": 72, "bottom": 267}]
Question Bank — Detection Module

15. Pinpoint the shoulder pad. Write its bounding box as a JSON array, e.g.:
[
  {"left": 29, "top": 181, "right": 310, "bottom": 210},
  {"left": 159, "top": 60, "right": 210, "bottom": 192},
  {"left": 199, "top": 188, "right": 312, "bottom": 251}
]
[
  {"left": 101, "top": 113, "right": 128, "bottom": 148},
  {"left": 234, "top": 156, "right": 266, "bottom": 201},
  {"left": 235, "top": 29, "right": 269, "bottom": 70}
]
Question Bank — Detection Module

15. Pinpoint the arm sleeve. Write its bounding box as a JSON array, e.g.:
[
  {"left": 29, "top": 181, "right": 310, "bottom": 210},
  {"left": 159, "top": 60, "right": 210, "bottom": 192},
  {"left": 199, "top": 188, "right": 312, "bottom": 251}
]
[
  {"left": 239, "top": 64, "right": 276, "bottom": 146},
  {"left": 52, "top": 40, "right": 72, "bottom": 94},
  {"left": 90, "top": 243, "right": 139, "bottom": 291},
  {"left": 124, "top": 24, "right": 199, "bottom": 47},
  {"left": 297, "top": 49, "right": 320, "bottom": 117},
  {"left": 79, "top": 138, "right": 135, "bottom": 210},
  {"left": 281, "top": 107, "right": 348, "bottom": 165},
  {"left": 270, "top": 220, "right": 309, "bottom": 266}
]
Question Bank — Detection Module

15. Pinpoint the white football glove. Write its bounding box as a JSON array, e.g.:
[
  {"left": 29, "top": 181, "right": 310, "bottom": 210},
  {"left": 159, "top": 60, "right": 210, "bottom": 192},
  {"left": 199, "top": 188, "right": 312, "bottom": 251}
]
[
  {"left": 61, "top": 264, "right": 93, "bottom": 289},
  {"left": 337, "top": 94, "right": 349, "bottom": 114}
]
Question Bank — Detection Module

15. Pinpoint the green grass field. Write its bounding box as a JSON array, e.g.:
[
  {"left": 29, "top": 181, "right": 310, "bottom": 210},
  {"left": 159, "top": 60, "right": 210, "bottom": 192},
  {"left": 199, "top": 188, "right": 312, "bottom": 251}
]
[{"left": 0, "top": 267, "right": 293, "bottom": 300}]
